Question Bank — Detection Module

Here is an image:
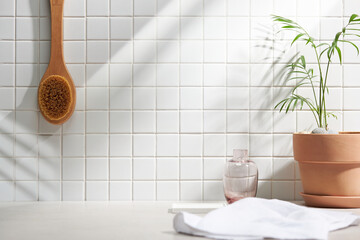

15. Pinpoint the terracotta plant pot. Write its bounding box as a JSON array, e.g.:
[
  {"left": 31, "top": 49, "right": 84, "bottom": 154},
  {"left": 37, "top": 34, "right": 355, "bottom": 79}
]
[{"left": 293, "top": 132, "right": 360, "bottom": 201}]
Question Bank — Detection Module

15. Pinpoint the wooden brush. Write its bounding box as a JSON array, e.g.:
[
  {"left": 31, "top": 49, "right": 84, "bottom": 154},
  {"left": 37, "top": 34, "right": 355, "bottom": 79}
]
[{"left": 38, "top": 0, "right": 75, "bottom": 125}]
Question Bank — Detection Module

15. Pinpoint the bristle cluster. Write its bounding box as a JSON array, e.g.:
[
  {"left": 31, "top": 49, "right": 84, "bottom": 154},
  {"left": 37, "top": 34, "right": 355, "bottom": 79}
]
[{"left": 38, "top": 75, "right": 72, "bottom": 120}]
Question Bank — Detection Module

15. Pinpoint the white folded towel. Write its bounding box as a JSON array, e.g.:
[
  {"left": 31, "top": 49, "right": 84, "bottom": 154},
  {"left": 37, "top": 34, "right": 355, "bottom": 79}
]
[{"left": 173, "top": 198, "right": 360, "bottom": 240}]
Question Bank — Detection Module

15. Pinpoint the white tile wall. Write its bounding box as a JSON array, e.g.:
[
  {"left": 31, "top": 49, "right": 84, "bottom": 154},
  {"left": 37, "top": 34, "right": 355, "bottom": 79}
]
[{"left": 0, "top": 0, "right": 359, "bottom": 201}]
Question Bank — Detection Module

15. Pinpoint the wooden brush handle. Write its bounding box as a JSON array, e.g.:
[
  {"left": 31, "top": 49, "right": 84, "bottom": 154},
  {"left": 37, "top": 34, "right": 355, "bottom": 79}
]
[{"left": 49, "top": 0, "right": 65, "bottom": 66}]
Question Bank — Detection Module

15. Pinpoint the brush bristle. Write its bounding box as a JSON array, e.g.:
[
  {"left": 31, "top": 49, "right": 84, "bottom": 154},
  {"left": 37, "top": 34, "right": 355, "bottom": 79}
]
[{"left": 38, "top": 75, "right": 72, "bottom": 120}]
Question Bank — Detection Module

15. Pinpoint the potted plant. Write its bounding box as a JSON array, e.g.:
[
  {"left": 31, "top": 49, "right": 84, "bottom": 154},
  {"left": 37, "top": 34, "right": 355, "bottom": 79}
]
[{"left": 273, "top": 14, "right": 360, "bottom": 207}]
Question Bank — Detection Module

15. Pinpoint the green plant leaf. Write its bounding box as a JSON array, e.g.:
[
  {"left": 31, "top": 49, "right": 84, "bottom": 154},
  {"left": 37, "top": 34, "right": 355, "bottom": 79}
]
[
  {"left": 300, "top": 55, "right": 306, "bottom": 68},
  {"left": 339, "top": 40, "right": 359, "bottom": 55},
  {"left": 350, "top": 14, "right": 359, "bottom": 23},
  {"left": 291, "top": 33, "right": 305, "bottom": 46},
  {"left": 335, "top": 45, "right": 342, "bottom": 64}
]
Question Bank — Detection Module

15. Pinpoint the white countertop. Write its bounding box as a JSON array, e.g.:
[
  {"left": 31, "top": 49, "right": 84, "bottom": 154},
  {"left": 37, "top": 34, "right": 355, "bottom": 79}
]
[{"left": 0, "top": 202, "right": 359, "bottom": 240}]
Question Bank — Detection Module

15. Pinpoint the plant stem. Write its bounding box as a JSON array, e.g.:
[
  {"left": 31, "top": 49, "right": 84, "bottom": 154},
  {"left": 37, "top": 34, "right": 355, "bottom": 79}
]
[{"left": 322, "top": 59, "right": 331, "bottom": 129}]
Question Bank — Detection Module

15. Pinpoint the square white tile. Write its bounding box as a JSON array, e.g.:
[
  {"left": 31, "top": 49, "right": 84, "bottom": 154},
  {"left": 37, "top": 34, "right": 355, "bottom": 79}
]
[
  {"left": 86, "top": 158, "right": 108, "bottom": 180},
  {"left": 250, "top": 111, "right": 273, "bottom": 133},
  {"left": 133, "top": 158, "right": 155, "bottom": 180},
  {"left": 158, "top": 0, "right": 179, "bottom": 16},
  {"left": 64, "top": 18, "right": 85, "bottom": 40},
  {"left": 133, "top": 134, "right": 155, "bottom": 157},
  {"left": 180, "top": 87, "right": 202, "bottom": 109},
  {"left": 111, "top": 0, "right": 132, "bottom": 16},
  {"left": 110, "top": 111, "right": 132, "bottom": 133},
  {"left": 180, "top": 134, "right": 202, "bottom": 157},
  {"left": 15, "top": 111, "right": 38, "bottom": 133},
  {"left": 157, "top": 134, "right": 179, "bottom": 156},
  {"left": 157, "top": 181, "right": 179, "bottom": 200},
  {"left": 157, "top": 17, "right": 179, "bottom": 39},
  {"left": 204, "top": 17, "right": 226, "bottom": 39},
  {"left": 86, "top": 111, "right": 108, "bottom": 133},
  {"left": 157, "top": 87, "right": 179, "bottom": 109},
  {"left": 110, "top": 181, "right": 132, "bottom": 201},
  {"left": 86, "top": 64, "right": 109, "bottom": 87},
  {"left": 111, "top": 41, "right": 133, "bottom": 63},
  {"left": 111, "top": 17, "right": 132, "bottom": 39},
  {"left": 87, "top": 87, "right": 109, "bottom": 110},
  {"left": 204, "top": 181, "right": 224, "bottom": 201},
  {"left": 203, "top": 111, "right": 226, "bottom": 133},
  {"left": 134, "top": 17, "right": 156, "bottom": 39},
  {"left": 39, "top": 157, "right": 60, "bottom": 180},
  {"left": 180, "top": 64, "right": 202, "bottom": 86},
  {"left": 227, "top": 111, "right": 249, "bottom": 133},
  {"left": 64, "top": 0, "right": 85, "bottom": 17},
  {"left": 158, "top": 41, "right": 179, "bottom": 62},
  {"left": 63, "top": 111, "right": 85, "bottom": 133},
  {"left": 180, "top": 111, "right": 202, "bottom": 133},
  {"left": 16, "top": 158, "right": 37, "bottom": 180},
  {"left": 15, "top": 134, "right": 38, "bottom": 157},
  {"left": 110, "top": 64, "right": 132, "bottom": 86},
  {"left": 180, "top": 40, "right": 203, "bottom": 62},
  {"left": 181, "top": 0, "right": 203, "bottom": 16},
  {"left": 252, "top": 158, "right": 272, "bottom": 180},
  {"left": 133, "top": 111, "right": 155, "bottom": 133},
  {"left": 204, "top": 64, "right": 226, "bottom": 86},
  {"left": 0, "top": 64, "right": 15, "bottom": 86},
  {"left": 134, "top": 0, "right": 156, "bottom": 16},
  {"left": 86, "top": 134, "right": 108, "bottom": 157},
  {"left": 157, "top": 64, "right": 179, "bottom": 86},
  {"left": 204, "top": 40, "right": 226, "bottom": 62},
  {"left": 133, "top": 181, "right": 155, "bottom": 201},
  {"left": 133, "top": 64, "right": 156, "bottom": 86},
  {"left": 62, "top": 181, "right": 84, "bottom": 201},
  {"left": 0, "top": 1, "right": 15, "bottom": 16},
  {"left": 87, "top": 41, "right": 109, "bottom": 63},
  {"left": 273, "top": 158, "right": 295, "bottom": 180},
  {"left": 16, "top": 0, "right": 39, "bottom": 16},
  {"left": 15, "top": 41, "right": 37, "bottom": 62},
  {"left": 62, "top": 135, "right": 85, "bottom": 157},
  {"left": 87, "top": 0, "right": 109, "bottom": 16},
  {"left": 180, "top": 181, "right": 202, "bottom": 201},
  {"left": 64, "top": 41, "right": 85, "bottom": 63},
  {"left": 110, "top": 158, "right": 132, "bottom": 180},
  {"left": 204, "top": 134, "right": 226, "bottom": 156},
  {"left": 181, "top": 17, "right": 203, "bottom": 39},
  {"left": 204, "top": 158, "right": 225, "bottom": 180},
  {"left": 16, "top": 18, "right": 39, "bottom": 40},
  {"left": 63, "top": 158, "right": 85, "bottom": 180},
  {"left": 133, "top": 88, "right": 156, "bottom": 109},
  {"left": 39, "top": 181, "right": 60, "bottom": 201},
  {"left": 250, "top": 134, "right": 272, "bottom": 157},
  {"left": 157, "top": 158, "right": 179, "bottom": 180},
  {"left": 204, "top": 87, "right": 226, "bottom": 109},
  {"left": 204, "top": 0, "right": 226, "bottom": 16},
  {"left": 86, "top": 181, "right": 108, "bottom": 201},
  {"left": 87, "top": 18, "right": 109, "bottom": 40},
  {"left": 38, "top": 135, "right": 61, "bottom": 158},
  {"left": 15, "top": 181, "right": 37, "bottom": 201},
  {"left": 0, "top": 158, "right": 14, "bottom": 180},
  {"left": 134, "top": 41, "right": 156, "bottom": 63},
  {"left": 180, "top": 158, "right": 202, "bottom": 180},
  {"left": 0, "top": 182, "right": 14, "bottom": 201},
  {"left": 157, "top": 111, "right": 179, "bottom": 133},
  {"left": 110, "top": 87, "right": 132, "bottom": 110}
]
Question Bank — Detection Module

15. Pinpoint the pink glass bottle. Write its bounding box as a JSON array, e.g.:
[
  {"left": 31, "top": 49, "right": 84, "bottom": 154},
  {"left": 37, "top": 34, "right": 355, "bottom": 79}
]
[{"left": 223, "top": 149, "right": 258, "bottom": 204}]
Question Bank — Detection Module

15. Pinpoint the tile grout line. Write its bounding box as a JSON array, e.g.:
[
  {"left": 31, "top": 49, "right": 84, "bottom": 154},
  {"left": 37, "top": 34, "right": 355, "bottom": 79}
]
[
  {"left": 108, "top": 0, "right": 111, "bottom": 201},
  {"left": 131, "top": 0, "right": 134, "bottom": 201},
  {"left": 178, "top": 0, "right": 182, "bottom": 201},
  {"left": 84, "top": 0, "right": 87, "bottom": 201},
  {"left": 13, "top": 0, "right": 17, "bottom": 201}
]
